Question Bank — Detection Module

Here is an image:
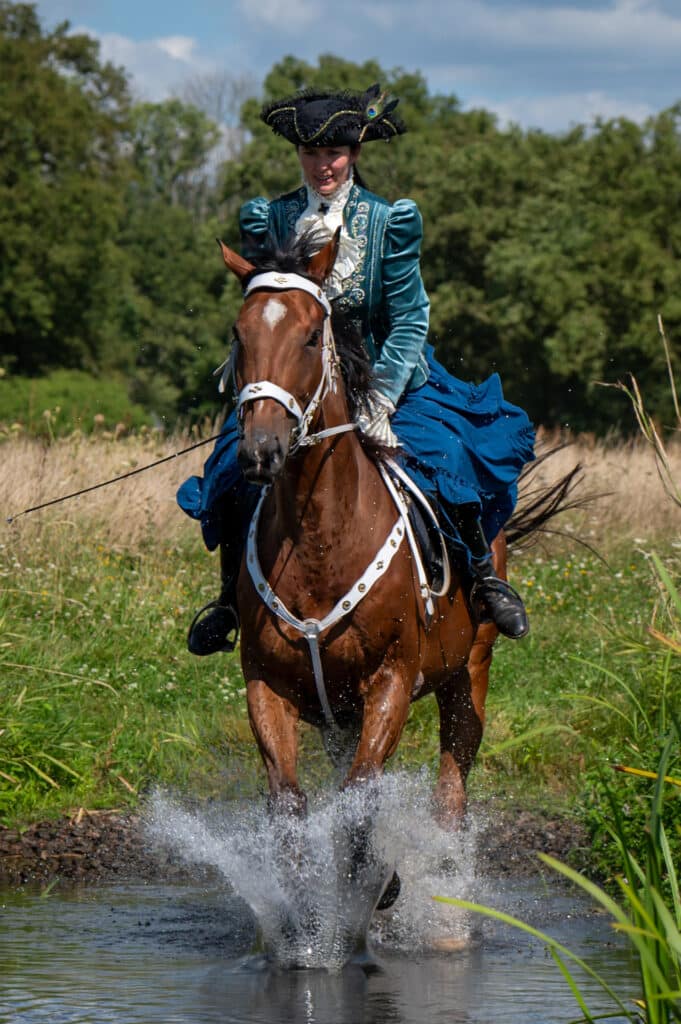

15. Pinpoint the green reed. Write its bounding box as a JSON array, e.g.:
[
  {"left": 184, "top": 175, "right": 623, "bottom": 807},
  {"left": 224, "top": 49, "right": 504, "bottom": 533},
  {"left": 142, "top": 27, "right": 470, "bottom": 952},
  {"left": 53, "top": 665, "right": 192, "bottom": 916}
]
[
  {"left": 437, "top": 554, "right": 681, "bottom": 1023},
  {"left": 437, "top": 724, "right": 681, "bottom": 1023}
]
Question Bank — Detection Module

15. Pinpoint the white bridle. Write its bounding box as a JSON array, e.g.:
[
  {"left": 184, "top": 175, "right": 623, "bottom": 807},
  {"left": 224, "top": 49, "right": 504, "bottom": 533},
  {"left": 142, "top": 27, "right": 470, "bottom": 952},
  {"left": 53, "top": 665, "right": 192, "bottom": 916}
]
[
  {"left": 233, "top": 271, "right": 356, "bottom": 454},
  {"left": 226, "top": 270, "right": 448, "bottom": 731}
]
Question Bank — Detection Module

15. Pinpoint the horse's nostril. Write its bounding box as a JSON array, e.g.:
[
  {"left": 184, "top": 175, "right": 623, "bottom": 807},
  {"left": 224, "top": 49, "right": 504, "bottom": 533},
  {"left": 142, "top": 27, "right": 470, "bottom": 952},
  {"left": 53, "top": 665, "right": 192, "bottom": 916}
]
[
  {"left": 269, "top": 449, "right": 284, "bottom": 472},
  {"left": 238, "top": 436, "right": 286, "bottom": 482},
  {"left": 236, "top": 445, "right": 256, "bottom": 471}
]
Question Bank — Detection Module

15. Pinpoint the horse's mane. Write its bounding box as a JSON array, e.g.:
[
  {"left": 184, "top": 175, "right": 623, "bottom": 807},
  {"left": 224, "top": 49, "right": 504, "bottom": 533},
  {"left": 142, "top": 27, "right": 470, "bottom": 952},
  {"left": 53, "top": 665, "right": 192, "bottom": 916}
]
[{"left": 242, "top": 231, "right": 375, "bottom": 423}]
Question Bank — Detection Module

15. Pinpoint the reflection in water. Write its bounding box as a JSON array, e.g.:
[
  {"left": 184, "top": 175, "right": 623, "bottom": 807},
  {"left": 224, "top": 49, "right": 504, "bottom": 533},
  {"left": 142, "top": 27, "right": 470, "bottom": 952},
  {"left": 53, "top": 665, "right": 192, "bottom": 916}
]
[
  {"left": 0, "top": 878, "right": 635, "bottom": 1024},
  {"left": 0, "top": 880, "right": 635, "bottom": 1024}
]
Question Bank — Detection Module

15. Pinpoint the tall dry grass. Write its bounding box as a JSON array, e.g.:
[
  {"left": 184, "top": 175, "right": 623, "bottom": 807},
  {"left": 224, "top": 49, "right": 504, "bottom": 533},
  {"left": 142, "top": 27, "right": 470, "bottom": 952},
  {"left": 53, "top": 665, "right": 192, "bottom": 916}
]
[
  {"left": 2, "top": 429, "right": 680, "bottom": 555},
  {"left": 2, "top": 430, "right": 213, "bottom": 554},
  {"left": 528, "top": 428, "right": 681, "bottom": 549}
]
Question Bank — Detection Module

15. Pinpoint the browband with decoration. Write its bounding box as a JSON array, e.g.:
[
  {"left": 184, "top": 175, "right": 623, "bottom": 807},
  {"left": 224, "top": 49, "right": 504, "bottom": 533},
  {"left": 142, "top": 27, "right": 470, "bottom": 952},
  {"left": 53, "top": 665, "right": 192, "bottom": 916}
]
[{"left": 243, "top": 272, "right": 331, "bottom": 317}]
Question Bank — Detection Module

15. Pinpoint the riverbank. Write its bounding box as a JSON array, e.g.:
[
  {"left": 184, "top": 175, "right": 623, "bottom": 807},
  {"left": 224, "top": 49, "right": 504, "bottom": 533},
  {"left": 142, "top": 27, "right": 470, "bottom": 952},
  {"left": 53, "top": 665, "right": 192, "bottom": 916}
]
[{"left": 0, "top": 802, "right": 590, "bottom": 889}]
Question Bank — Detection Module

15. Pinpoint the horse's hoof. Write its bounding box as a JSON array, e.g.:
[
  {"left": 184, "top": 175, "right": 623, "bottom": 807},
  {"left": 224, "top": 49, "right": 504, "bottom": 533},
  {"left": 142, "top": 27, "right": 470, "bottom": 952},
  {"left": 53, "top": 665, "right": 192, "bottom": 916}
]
[
  {"left": 431, "top": 936, "right": 470, "bottom": 953},
  {"left": 376, "top": 870, "right": 401, "bottom": 910}
]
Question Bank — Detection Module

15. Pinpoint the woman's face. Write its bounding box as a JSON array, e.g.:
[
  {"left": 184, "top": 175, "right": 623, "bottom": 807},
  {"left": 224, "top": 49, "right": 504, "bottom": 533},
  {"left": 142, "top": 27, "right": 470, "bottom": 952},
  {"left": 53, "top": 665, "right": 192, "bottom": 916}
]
[{"left": 297, "top": 145, "right": 357, "bottom": 196}]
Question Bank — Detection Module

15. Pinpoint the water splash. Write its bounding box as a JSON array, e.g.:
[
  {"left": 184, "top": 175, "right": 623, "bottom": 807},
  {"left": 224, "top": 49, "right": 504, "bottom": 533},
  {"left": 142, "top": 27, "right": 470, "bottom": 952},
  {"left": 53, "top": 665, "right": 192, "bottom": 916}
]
[{"left": 146, "top": 771, "right": 480, "bottom": 970}]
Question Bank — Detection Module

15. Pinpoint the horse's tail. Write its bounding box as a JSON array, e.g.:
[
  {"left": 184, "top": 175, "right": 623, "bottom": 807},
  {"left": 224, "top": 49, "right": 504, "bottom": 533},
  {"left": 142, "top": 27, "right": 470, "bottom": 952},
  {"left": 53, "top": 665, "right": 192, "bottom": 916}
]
[{"left": 505, "top": 447, "right": 595, "bottom": 549}]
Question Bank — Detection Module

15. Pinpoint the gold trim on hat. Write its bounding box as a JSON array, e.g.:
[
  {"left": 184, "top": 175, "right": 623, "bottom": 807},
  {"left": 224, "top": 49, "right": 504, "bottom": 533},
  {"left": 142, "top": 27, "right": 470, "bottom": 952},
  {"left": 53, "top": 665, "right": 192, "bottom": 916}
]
[
  {"left": 266, "top": 105, "right": 366, "bottom": 144},
  {"left": 357, "top": 116, "right": 399, "bottom": 142}
]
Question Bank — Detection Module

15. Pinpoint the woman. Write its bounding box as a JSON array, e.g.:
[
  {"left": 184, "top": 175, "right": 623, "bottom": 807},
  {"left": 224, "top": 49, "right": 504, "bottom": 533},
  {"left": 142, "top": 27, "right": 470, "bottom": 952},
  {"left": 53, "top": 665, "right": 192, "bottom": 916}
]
[{"left": 177, "top": 84, "right": 535, "bottom": 655}]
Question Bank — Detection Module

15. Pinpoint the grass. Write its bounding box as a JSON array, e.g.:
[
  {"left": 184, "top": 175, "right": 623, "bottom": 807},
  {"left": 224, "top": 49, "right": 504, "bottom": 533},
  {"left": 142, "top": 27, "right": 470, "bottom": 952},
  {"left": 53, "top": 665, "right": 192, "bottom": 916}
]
[
  {"left": 437, "top": 725, "right": 681, "bottom": 1023},
  {"left": 437, "top": 342, "right": 681, "bottom": 1023},
  {"left": 0, "top": 535, "right": 260, "bottom": 819},
  {"left": 1, "top": 431, "right": 680, "bottom": 841},
  {"left": 396, "top": 542, "right": 671, "bottom": 799},
  {"left": 432, "top": 562, "right": 680, "bottom": 1021}
]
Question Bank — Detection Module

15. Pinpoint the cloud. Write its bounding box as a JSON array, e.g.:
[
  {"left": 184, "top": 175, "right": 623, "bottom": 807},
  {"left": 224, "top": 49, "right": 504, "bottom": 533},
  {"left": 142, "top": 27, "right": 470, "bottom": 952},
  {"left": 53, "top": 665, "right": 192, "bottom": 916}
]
[
  {"left": 237, "top": 0, "right": 318, "bottom": 30},
  {"left": 515, "top": 0, "right": 681, "bottom": 56},
  {"left": 155, "top": 36, "right": 198, "bottom": 63},
  {"left": 84, "top": 30, "right": 215, "bottom": 100},
  {"left": 359, "top": 0, "right": 681, "bottom": 126},
  {"left": 474, "top": 90, "right": 657, "bottom": 133},
  {"left": 50, "top": 1, "right": 681, "bottom": 131},
  {"left": 371, "top": 0, "right": 681, "bottom": 56}
]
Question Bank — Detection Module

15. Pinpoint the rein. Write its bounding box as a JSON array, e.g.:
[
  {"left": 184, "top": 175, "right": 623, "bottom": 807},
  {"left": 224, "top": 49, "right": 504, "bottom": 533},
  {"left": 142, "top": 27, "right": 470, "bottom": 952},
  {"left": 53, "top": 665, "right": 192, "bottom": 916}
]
[{"left": 6, "top": 432, "right": 223, "bottom": 524}]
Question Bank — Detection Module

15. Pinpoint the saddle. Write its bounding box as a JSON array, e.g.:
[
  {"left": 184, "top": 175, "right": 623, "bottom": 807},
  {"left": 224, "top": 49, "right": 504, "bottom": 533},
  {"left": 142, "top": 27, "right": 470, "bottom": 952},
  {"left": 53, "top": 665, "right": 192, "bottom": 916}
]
[
  {"left": 404, "top": 492, "right": 448, "bottom": 594},
  {"left": 381, "top": 458, "right": 450, "bottom": 608}
]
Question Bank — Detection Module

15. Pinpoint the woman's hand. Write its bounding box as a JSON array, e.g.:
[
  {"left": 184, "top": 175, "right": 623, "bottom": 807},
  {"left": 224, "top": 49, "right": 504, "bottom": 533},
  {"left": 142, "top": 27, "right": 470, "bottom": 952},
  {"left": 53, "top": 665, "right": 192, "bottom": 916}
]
[{"left": 358, "top": 390, "right": 399, "bottom": 446}]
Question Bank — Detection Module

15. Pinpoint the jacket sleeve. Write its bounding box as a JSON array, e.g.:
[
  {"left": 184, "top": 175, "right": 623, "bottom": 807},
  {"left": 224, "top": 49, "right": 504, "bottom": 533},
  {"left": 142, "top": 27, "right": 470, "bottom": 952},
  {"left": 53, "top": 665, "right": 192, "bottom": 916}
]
[
  {"left": 239, "top": 197, "right": 271, "bottom": 260},
  {"left": 371, "top": 198, "right": 430, "bottom": 406}
]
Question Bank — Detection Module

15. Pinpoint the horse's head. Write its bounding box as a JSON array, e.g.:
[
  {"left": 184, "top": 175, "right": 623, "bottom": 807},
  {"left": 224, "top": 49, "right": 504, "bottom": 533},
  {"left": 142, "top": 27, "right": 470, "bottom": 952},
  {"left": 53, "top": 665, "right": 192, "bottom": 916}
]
[{"left": 219, "top": 232, "right": 341, "bottom": 485}]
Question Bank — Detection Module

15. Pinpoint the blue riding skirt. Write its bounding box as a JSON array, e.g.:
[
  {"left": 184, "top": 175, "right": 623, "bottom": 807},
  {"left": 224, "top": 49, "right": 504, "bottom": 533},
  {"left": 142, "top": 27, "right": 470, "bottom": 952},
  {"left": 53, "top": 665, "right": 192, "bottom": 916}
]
[{"left": 176, "top": 346, "right": 535, "bottom": 556}]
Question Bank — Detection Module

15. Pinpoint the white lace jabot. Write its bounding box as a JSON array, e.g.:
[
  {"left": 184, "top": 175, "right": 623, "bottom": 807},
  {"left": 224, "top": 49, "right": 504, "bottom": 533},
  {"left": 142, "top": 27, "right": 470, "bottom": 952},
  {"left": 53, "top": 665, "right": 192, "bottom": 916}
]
[{"left": 294, "top": 176, "right": 360, "bottom": 299}]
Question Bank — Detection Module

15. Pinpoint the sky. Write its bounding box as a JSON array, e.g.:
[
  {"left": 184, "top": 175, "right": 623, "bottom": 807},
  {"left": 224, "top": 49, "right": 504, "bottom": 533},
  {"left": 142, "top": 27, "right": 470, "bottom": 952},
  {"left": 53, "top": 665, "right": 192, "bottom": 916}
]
[{"left": 34, "top": 0, "right": 681, "bottom": 134}]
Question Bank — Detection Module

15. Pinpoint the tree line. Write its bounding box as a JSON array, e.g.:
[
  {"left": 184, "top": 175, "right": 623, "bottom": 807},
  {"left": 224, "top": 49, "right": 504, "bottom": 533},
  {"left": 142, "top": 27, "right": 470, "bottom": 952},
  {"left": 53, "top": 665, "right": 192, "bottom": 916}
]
[{"left": 2, "top": 2, "right": 680, "bottom": 434}]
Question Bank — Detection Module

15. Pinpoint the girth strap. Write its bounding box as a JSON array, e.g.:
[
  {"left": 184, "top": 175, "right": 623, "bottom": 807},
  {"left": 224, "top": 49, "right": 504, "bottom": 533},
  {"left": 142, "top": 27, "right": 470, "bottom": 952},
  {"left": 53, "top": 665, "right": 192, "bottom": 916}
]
[{"left": 378, "top": 463, "right": 435, "bottom": 621}]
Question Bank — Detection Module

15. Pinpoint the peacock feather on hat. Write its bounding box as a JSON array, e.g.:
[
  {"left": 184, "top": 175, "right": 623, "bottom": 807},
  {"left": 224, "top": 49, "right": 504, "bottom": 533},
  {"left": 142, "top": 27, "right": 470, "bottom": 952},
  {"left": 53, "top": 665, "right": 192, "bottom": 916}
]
[{"left": 261, "top": 83, "right": 406, "bottom": 146}]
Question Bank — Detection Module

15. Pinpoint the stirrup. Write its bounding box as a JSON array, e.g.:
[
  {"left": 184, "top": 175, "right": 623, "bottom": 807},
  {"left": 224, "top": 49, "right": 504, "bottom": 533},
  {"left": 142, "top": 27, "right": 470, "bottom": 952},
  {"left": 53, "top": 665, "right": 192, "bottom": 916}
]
[
  {"left": 187, "top": 599, "right": 239, "bottom": 656},
  {"left": 469, "top": 576, "right": 530, "bottom": 640}
]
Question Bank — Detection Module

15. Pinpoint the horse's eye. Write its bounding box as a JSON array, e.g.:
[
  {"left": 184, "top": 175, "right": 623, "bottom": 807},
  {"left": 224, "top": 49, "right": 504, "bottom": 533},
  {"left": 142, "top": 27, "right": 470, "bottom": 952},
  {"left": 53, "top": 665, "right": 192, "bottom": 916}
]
[{"left": 306, "top": 329, "right": 322, "bottom": 348}]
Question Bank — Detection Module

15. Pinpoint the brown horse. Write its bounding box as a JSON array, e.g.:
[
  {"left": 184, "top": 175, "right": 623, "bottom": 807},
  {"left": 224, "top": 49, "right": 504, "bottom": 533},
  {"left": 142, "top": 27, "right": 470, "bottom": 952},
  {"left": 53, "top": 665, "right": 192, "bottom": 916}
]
[{"left": 218, "top": 228, "right": 505, "bottom": 854}]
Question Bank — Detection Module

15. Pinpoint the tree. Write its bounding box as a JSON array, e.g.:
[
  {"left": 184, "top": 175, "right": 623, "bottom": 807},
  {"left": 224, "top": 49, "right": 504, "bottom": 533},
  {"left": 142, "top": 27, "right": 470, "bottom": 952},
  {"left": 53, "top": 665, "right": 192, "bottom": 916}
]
[
  {"left": 128, "top": 99, "right": 221, "bottom": 216},
  {"left": 118, "top": 99, "right": 233, "bottom": 420},
  {"left": 0, "top": 5, "right": 233, "bottom": 423},
  {"left": 2, "top": 28, "right": 679, "bottom": 435},
  {"left": 180, "top": 69, "right": 257, "bottom": 164},
  {"left": 0, "top": 2, "right": 132, "bottom": 375}
]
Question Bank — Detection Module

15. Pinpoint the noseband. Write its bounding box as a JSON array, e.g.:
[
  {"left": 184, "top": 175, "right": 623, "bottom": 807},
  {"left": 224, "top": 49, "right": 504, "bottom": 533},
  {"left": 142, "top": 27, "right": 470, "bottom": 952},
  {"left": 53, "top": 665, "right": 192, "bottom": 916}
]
[{"left": 234, "top": 272, "right": 356, "bottom": 454}]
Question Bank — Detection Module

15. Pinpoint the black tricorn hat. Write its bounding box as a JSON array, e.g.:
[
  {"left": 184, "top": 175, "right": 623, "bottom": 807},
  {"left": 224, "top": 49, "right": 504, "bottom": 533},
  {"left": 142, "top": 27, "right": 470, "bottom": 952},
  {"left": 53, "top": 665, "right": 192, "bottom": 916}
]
[{"left": 260, "top": 83, "right": 406, "bottom": 146}]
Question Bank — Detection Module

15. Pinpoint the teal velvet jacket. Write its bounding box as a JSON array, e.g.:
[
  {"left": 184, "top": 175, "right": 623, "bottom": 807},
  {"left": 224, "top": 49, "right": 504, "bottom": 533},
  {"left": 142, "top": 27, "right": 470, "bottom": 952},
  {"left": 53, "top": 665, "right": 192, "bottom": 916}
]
[{"left": 239, "top": 184, "right": 430, "bottom": 407}]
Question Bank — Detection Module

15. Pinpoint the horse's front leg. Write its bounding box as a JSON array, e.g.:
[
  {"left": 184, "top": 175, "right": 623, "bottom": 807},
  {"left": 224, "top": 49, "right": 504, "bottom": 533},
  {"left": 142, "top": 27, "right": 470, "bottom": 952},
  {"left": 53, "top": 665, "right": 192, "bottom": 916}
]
[
  {"left": 344, "top": 661, "right": 412, "bottom": 787},
  {"left": 246, "top": 677, "right": 307, "bottom": 817},
  {"left": 340, "top": 661, "right": 412, "bottom": 910}
]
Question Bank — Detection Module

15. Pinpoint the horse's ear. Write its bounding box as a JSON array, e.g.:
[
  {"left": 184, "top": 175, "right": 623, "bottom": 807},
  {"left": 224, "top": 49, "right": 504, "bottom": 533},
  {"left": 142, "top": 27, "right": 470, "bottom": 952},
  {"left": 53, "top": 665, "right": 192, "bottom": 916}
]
[
  {"left": 307, "top": 228, "right": 340, "bottom": 285},
  {"left": 217, "top": 239, "right": 255, "bottom": 282}
]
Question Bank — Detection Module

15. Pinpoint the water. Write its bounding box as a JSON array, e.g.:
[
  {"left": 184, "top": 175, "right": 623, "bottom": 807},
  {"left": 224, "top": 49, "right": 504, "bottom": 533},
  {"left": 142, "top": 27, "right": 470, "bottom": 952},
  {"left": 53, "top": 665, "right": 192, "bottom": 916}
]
[
  {"left": 145, "top": 775, "right": 486, "bottom": 967},
  {"left": 0, "top": 776, "right": 637, "bottom": 1023}
]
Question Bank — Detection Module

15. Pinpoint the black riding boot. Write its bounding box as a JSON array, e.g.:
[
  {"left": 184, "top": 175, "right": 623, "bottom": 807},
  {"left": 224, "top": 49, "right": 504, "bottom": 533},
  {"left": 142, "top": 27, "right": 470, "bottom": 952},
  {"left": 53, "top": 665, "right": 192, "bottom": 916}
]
[
  {"left": 449, "top": 505, "right": 529, "bottom": 640},
  {"left": 187, "top": 542, "right": 240, "bottom": 656}
]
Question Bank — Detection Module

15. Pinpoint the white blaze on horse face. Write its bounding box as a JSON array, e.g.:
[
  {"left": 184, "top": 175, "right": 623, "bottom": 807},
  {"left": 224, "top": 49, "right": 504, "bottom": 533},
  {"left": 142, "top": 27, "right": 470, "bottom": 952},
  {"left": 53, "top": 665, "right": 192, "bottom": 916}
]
[{"left": 262, "top": 297, "right": 288, "bottom": 331}]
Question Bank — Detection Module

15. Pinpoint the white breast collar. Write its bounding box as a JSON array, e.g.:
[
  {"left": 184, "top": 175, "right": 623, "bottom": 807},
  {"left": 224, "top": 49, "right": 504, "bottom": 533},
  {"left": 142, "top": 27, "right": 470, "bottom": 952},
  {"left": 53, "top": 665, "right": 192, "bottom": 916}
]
[
  {"left": 245, "top": 459, "right": 450, "bottom": 731},
  {"left": 246, "top": 481, "right": 405, "bottom": 729}
]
